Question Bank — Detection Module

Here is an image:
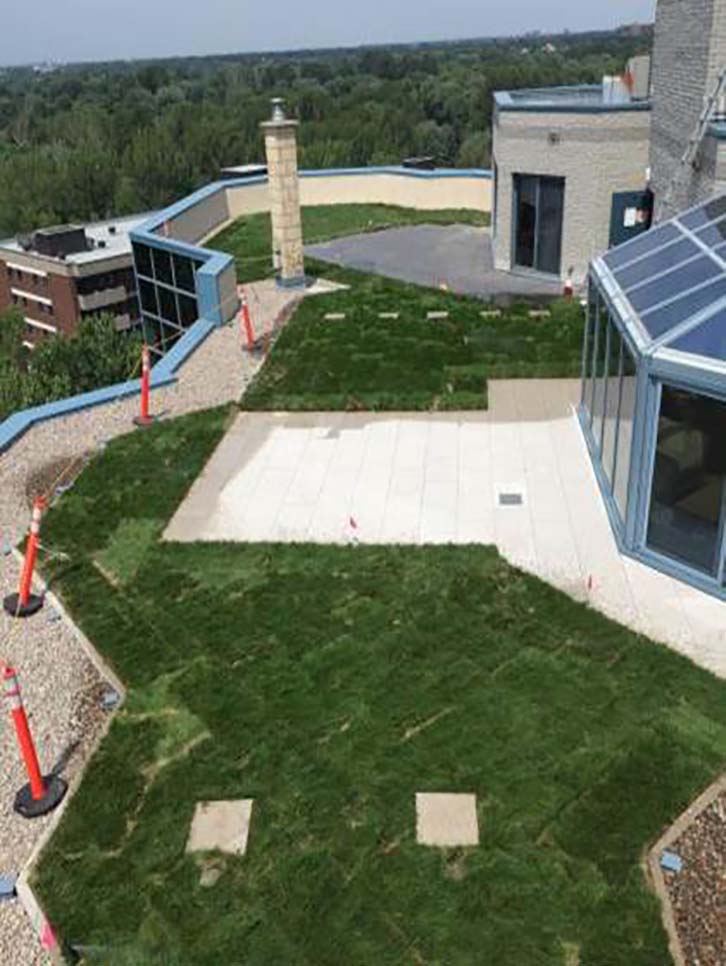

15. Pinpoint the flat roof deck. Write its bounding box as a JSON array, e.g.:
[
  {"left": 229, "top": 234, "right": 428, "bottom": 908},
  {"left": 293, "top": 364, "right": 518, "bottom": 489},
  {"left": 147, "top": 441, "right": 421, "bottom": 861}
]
[{"left": 494, "top": 84, "right": 651, "bottom": 114}]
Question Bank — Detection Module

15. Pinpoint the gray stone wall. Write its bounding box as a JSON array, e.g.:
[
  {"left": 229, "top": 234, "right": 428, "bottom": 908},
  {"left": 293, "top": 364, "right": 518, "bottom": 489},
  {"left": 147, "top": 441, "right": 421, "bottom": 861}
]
[
  {"left": 492, "top": 108, "right": 651, "bottom": 282},
  {"left": 650, "top": 0, "right": 726, "bottom": 218}
]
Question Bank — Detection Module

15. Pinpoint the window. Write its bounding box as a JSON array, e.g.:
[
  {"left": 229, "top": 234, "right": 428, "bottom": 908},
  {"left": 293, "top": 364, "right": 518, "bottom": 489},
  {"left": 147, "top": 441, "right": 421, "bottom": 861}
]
[
  {"left": 139, "top": 279, "right": 158, "bottom": 316},
  {"left": 513, "top": 174, "right": 565, "bottom": 275},
  {"left": 152, "top": 247, "right": 174, "bottom": 287},
  {"left": 133, "top": 243, "right": 154, "bottom": 279},
  {"left": 647, "top": 386, "right": 726, "bottom": 575},
  {"left": 591, "top": 299, "right": 610, "bottom": 449},
  {"left": 612, "top": 343, "right": 637, "bottom": 522},
  {"left": 157, "top": 284, "right": 178, "bottom": 324},
  {"left": 173, "top": 255, "right": 197, "bottom": 293},
  {"left": 601, "top": 324, "right": 623, "bottom": 485},
  {"left": 178, "top": 293, "right": 198, "bottom": 327}
]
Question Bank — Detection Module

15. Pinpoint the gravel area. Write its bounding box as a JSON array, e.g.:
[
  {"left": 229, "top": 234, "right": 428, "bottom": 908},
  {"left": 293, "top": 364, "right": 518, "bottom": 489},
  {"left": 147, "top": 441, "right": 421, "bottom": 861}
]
[
  {"left": 0, "top": 278, "right": 333, "bottom": 961},
  {"left": 0, "top": 279, "right": 301, "bottom": 537},
  {"left": 0, "top": 554, "right": 107, "bottom": 966},
  {"left": 664, "top": 790, "right": 726, "bottom": 966}
]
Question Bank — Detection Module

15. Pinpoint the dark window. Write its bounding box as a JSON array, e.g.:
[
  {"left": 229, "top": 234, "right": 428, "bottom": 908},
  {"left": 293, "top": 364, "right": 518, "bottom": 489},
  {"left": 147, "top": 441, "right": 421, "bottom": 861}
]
[
  {"left": 157, "top": 284, "right": 178, "bottom": 324},
  {"left": 628, "top": 256, "right": 721, "bottom": 314},
  {"left": 513, "top": 174, "right": 564, "bottom": 275},
  {"left": 152, "top": 247, "right": 174, "bottom": 287},
  {"left": 615, "top": 238, "right": 699, "bottom": 291},
  {"left": 141, "top": 315, "right": 164, "bottom": 352},
  {"left": 139, "top": 279, "right": 158, "bottom": 316},
  {"left": 133, "top": 243, "right": 154, "bottom": 279},
  {"left": 647, "top": 386, "right": 726, "bottom": 575},
  {"left": 603, "top": 223, "right": 680, "bottom": 271},
  {"left": 173, "top": 255, "right": 197, "bottom": 293},
  {"left": 680, "top": 195, "right": 726, "bottom": 230},
  {"left": 178, "top": 293, "right": 198, "bottom": 327},
  {"left": 640, "top": 277, "right": 726, "bottom": 340},
  {"left": 671, "top": 307, "right": 726, "bottom": 362}
]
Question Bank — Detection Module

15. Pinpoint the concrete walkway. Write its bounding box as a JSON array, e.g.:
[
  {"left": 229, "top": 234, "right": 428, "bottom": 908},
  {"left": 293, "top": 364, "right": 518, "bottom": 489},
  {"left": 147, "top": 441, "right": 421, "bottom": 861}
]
[
  {"left": 165, "top": 379, "right": 726, "bottom": 681},
  {"left": 306, "top": 225, "right": 563, "bottom": 301}
]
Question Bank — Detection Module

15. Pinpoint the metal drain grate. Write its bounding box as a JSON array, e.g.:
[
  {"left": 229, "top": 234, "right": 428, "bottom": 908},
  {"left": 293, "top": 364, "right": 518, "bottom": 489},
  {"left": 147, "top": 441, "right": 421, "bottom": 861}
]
[{"left": 498, "top": 492, "right": 524, "bottom": 506}]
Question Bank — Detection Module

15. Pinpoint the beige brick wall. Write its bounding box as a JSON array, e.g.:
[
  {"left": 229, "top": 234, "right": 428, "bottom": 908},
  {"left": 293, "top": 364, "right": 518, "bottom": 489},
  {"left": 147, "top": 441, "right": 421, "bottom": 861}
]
[
  {"left": 264, "top": 124, "right": 305, "bottom": 282},
  {"left": 492, "top": 109, "right": 651, "bottom": 282}
]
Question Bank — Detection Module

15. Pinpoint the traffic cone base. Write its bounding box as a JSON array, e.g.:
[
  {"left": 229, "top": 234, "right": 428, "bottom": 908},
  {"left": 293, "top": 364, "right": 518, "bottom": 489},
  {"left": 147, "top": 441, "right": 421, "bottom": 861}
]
[
  {"left": 132, "top": 414, "right": 156, "bottom": 428},
  {"left": 14, "top": 774, "right": 67, "bottom": 819},
  {"left": 3, "top": 592, "right": 43, "bottom": 618}
]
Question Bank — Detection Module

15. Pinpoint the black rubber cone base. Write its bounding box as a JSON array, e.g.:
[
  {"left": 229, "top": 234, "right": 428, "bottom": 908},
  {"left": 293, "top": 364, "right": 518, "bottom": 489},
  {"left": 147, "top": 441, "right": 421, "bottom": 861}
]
[
  {"left": 3, "top": 592, "right": 43, "bottom": 618},
  {"left": 133, "top": 414, "right": 156, "bottom": 428},
  {"left": 14, "top": 775, "right": 67, "bottom": 819}
]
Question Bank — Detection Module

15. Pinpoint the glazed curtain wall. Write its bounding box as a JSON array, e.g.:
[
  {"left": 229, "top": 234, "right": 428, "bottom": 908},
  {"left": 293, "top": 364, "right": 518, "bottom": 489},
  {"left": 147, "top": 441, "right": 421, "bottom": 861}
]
[
  {"left": 132, "top": 243, "right": 203, "bottom": 358},
  {"left": 581, "top": 285, "right": 637, "bottom": 525},
  {"left": 646, "top": 385, "right": 726, "bottom": 582}
]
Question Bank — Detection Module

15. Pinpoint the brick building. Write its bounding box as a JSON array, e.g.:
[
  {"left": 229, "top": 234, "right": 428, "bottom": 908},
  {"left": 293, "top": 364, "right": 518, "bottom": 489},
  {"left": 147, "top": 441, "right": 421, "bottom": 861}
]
[{"left": 0, "top": 215, "right": 146, "bottom": 350}]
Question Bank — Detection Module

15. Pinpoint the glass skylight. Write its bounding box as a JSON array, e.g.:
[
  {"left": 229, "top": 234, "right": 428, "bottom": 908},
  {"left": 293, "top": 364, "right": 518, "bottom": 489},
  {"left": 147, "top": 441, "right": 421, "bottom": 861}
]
[{"left": 596, "top": 193, "right": 726, "bottom": 364}]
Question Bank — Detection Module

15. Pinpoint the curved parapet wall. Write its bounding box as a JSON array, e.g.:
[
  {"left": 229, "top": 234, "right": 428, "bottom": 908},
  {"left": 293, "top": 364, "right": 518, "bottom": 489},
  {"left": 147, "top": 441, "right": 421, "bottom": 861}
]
[
  {"left": 0, "top": 167, "right": 491, "bottom": 453},
  {"left": 130, "top": 166, "right": 491, "bottom": 356}
]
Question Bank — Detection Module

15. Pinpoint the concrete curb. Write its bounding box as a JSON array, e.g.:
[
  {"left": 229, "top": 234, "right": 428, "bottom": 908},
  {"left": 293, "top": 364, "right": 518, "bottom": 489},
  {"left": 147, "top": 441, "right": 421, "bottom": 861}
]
[
  {"left": 645, "top": 772, "right": 726, "bottom": 966},
  {"left": 9, "top": 555, "right": 128, "bottom": 964}
]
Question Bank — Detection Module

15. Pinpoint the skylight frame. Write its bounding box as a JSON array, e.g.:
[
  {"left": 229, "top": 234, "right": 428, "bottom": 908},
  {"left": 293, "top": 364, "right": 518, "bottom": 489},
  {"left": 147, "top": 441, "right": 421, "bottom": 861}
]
[{"left": 593, "top": 192, "right": 726, "bottom": 375}]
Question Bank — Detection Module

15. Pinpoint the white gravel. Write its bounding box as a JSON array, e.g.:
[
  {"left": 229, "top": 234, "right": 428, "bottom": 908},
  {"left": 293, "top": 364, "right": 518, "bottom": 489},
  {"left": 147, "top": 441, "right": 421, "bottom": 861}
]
[{"left": 0, "top": 279, "right": 307, "bottom": 962}]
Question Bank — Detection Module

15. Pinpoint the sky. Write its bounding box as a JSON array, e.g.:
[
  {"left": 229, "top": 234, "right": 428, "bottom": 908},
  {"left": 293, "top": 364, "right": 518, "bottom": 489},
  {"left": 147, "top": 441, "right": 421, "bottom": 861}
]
[{"left": 1, "top": 0, "right": 656, "bottom": 67}]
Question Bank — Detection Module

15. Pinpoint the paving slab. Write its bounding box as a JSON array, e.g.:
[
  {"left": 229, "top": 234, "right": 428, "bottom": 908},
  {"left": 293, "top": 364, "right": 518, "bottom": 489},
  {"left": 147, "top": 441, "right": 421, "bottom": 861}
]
[
  {"left": 186, "top": 800, "right": 254, "bottom": 856},
  {"left": 416, "top": 793, "right": 479, "bottom": 847},
  {"left": 164, "top": 379, "right": 726, "bottom": 680}
]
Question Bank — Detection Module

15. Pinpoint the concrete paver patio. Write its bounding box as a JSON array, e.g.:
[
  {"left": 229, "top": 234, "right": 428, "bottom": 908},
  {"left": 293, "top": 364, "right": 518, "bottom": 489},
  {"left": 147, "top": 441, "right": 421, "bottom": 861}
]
[{"left": 164, "top": 379, "right": 726, "bottom": 680}]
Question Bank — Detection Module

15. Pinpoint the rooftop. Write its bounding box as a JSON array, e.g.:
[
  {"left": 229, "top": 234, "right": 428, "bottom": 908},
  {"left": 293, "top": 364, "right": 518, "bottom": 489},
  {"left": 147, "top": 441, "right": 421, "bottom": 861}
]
[
  {"left": 494, "top": 83, "right": 651, "bottom": 114},
  {"left": 0, "top": 212, "right": 152, "bottom": 267},
  {"left": 594, "top": 193, "right": 726, "bottom": 373}
]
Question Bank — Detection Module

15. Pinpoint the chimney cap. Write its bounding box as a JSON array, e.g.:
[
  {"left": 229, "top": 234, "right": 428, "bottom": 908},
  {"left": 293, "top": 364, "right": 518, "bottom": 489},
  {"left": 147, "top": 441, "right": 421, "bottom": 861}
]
[
  {"left": 270, "top": 97, "right": 286, "bottom": 122},
  {"left": 261, "top": 96, "right": 298, "bottom": 131}
]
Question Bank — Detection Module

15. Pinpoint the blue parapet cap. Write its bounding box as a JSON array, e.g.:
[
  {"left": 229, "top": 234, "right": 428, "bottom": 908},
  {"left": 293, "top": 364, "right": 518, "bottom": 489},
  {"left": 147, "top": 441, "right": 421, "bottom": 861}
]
[
  {"left": 0, "top": 165, "right": 491, "bottom": 456},
  {"left": 0, "top": 317, "right": 215, "bottom": 455},
  {"left": 494, "top": 85, "right": 651, "bottom": 114}
]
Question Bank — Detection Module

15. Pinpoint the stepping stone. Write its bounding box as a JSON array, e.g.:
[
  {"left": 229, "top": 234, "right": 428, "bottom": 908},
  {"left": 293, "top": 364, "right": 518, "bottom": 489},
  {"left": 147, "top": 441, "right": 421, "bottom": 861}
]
[
  {"left": 528, "top": 309, "right": 551, "bottom": 319},
  {"left": 480, "top": 309, "right": 501, "bottom": 318},
  {"left": 378, "top": 312, "right": 399, "bottom": 320},
  {"left": 661, "top": 850, "right": 683, "bottom": 873},
  {"left": 324, "top": 313, "right": 346, "bottom": 321},
  {"left": 186, "top": 799, "right": 254, "bottom": 856},
  {"left": 0, "top": 874, "right": 17, "bottom": 901},
  {"left": 427, "top": 311, "right": 449, "bottom": 320},
  {"left": 416, "top": 793, "right": 479, "bottom": 847}
]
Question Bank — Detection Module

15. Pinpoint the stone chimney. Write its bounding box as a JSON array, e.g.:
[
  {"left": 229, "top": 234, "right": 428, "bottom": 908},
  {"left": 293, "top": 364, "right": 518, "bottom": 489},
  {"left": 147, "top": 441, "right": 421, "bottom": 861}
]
[{"left": 261, "top": 98, "right": 305, "bottom": 288}]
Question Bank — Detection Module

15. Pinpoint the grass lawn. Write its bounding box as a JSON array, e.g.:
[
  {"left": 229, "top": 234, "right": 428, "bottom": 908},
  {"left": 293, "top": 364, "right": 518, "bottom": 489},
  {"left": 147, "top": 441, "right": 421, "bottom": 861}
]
[
  {"left": 35, "top": 407, "right": 726, "bottom": 965},
  {"left": 242, "top": 263, "right": 584, "bottom": 411},
  {"left": 208, "top": 204, "right": 490, "bottom": 284}
]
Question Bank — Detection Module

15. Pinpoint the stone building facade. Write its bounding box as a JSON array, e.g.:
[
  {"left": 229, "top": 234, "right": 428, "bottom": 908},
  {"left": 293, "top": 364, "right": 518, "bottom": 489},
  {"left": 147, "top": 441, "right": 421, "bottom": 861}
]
[
  {"left": 650, "top": 0, "right": 726, "bottom": 217},
  {"left": 492, "top": 91, "right": 651, "bottom": 283}
]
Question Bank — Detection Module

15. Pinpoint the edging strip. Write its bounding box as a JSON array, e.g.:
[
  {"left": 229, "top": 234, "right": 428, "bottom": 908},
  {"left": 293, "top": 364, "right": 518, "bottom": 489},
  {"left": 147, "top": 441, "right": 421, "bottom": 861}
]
[
  {"left": 0, "top": 316, "right": 216, "bottom": 455},
  {"left": 13, "top": 562, "right": 128, "bottom": 965},
  {"left": 646, "top": 772, "right": 726, "bottom": 966}
]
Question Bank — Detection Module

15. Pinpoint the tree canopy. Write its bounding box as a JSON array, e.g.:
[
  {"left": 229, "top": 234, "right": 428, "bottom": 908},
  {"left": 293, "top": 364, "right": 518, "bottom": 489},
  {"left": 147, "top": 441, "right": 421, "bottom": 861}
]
[{"left": 0, "top": 26, "right": 651, "bottom": 236}]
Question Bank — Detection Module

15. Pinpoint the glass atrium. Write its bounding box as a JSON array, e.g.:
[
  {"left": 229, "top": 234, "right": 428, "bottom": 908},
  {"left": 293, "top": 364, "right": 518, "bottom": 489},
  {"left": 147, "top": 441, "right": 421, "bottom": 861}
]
[{"left": 581, "top": 194, "right": 726, "bottom": 597}]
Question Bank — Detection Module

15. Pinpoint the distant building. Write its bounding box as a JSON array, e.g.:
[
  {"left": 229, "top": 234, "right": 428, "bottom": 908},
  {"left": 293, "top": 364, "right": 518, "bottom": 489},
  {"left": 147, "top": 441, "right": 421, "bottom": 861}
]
[
  {"left": 0, "top": 215, "right": 146, "bottom": 350},
  {"left": 491, "top": 65, "right": 652, "bottom": 283},
  {"left": 492, "top": 0, "right": 726, "bottom": 282}
]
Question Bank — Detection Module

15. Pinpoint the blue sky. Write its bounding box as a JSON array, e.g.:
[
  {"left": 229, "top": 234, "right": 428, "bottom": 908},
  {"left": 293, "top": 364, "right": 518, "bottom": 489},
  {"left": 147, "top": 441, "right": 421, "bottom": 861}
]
[{"left": 1, "top": 0, "right": 655, "bottom": 66}]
